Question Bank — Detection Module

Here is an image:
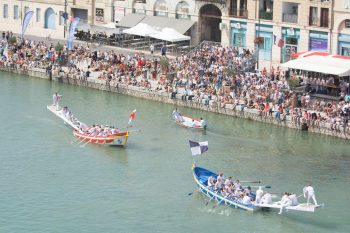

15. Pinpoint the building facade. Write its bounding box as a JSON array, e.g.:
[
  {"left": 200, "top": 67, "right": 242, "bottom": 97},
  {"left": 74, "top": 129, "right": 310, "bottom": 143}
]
[
  {"left": 1, "top": 0, "right": 350, "bottom": 66},
  {"left": 0, "top": 0, "right": 114, "bottom": 39}
]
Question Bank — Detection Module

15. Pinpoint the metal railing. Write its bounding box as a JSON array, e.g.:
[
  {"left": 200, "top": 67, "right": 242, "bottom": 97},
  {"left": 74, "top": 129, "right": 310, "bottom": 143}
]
[{"left": 282, "top": 13, "right": 298, "bottom": 24}]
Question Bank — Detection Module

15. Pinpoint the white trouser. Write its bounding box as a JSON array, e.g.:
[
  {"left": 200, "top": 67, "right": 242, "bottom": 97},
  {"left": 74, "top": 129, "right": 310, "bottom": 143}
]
[
  {"left": 307, "top": 194, "right": 318, "bottom": 205},
  {"left": 279, "top": 204, "right": 290, "bottom": 214}
]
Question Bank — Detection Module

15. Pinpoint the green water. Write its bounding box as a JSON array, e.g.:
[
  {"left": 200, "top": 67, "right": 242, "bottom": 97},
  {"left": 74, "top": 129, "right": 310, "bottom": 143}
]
[{"left": 0, "top": 72, "right": 349, "bottom": 233}]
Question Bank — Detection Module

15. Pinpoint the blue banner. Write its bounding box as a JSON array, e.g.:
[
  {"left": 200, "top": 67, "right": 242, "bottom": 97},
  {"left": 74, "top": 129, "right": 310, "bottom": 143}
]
[
  {"left": 22, "top": 11, "right": 34, "bottom": 39},
  {"left": 68, "top": 17, "right": 80, "bottom": 49}
]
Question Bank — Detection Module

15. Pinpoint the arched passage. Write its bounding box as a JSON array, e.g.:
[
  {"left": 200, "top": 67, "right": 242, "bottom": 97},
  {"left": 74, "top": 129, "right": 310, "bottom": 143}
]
[
  {"left": 199, "top": 4, "right": 222, "bottom": 42},
  {"left": 44, "top": 8, "right": 56, "bottom": 29}
]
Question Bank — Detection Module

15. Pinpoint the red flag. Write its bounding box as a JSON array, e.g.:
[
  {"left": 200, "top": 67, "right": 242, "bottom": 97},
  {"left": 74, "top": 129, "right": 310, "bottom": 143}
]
[
  {"left": 128, "top": 109, "right": 136, "bottom": 126},
  {"left": 278, "top": 39, "right": 284, "bottom": 48}
]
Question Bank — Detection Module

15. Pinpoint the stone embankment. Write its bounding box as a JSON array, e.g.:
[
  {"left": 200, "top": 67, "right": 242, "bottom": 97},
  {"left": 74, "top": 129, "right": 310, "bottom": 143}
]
[{"left": 2, "top": 66, "right": 349, "bottom": 140}]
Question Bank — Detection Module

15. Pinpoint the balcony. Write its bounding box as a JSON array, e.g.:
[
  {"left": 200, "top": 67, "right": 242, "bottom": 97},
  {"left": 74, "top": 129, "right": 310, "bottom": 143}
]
[
  {"left": 260, "top": 10, "right": 273, "bottom": 20},
  {"left": 282, "top": 13, "right": 298, "bottom": 24}
]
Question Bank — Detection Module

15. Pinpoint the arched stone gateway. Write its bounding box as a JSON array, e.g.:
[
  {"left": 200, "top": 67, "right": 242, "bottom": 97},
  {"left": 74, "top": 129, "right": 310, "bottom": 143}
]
[
  {"left": 44, "top": 8, "right": 56, "bottom": 29},
  {"left": 199, "top": 4, "right": 222, "bottom": 42}
]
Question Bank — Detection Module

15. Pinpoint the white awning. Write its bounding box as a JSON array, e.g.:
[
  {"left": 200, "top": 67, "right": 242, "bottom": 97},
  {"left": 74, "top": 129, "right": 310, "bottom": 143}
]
[
  {"left": 139, "top": 16, "right": 195, "bottom": 34},
  {"left": 116, "top": 13, "right": 146, "bottom": 28},
  {"left": 123, "top": 23, "right": 160, "bottom": 37},
  {"left": 281, "top": 55, "right": 350, "bottom": 77},
  {"left": 150, "top": 28, "right": 190, "bottom": 42}
]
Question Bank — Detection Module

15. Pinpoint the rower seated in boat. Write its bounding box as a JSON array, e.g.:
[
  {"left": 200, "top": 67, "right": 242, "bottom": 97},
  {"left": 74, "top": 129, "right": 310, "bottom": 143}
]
[
  {"left": 243, "top": 186, "right": 252, "bottom": 196},
  {"left": 224, "top": 176, "right": 232, "bottom": 188},
  {"left": 79, "top": 122, "right": 88, "bottom": 133},
  {"left": 278, "top": 192, "right": 292, "bottom": 214},
  {"left": 207, "top": 175, "right": 216, "bottom": 188},
  {"left": 260, "top": 192, "right": 272, "bottom": 204},
  {"left": 233, "top": 180, "right": 242, "bottom": 190},
  {"left": 242, "top": 193, "right": 252, "bottom": 205},
  {"left": 289, "top": 193, "right": 299, "bottom": 206}
]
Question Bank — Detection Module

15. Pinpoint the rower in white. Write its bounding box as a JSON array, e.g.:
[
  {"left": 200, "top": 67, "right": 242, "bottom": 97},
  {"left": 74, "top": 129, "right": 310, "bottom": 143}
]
[
  {"left": 255, "top": 186, "right": 264, "bottom": 204},
  {"left": 260, "top": 192, "right": 272, "bottom": 204},
  {"left": 278, "top": 192, "right": 292, "bottom": 214},
  {"left": 303, "top": 184, "right": 318, "bottom": 205},
  {"left": 200, "top": 117, "right": 206, "bottom": 128},
  {"left": 289, "top": 193, "right": 299, "bottom": 206},
  {"left": 208, "top": 175, "right": 216, "bottom": 189}
]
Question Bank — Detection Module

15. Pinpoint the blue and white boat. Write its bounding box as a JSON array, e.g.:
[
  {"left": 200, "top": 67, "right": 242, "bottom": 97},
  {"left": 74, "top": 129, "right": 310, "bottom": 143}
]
[{"left": 192, "top": 165, "right": 257, "bottom": 212}]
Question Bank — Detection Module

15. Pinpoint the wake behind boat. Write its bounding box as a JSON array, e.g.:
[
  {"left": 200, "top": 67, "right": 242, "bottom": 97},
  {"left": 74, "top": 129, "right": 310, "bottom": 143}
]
[{"left": 172, "top": 109, "right": 206, "bottom": 130}]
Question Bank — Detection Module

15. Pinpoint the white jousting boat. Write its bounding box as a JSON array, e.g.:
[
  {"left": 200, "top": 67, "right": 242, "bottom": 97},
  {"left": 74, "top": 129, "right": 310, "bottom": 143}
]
[{"left": 47, "top": 105, "right": 81, "bottom": 131}]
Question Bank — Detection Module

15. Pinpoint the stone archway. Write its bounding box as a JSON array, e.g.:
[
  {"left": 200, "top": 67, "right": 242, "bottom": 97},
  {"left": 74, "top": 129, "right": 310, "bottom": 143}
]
[
  {"left": 44, "top": 8, "right": 56, "bottom": 29},
  {"left": 199, "top": 4, "right": 222, "bottom": 42}
]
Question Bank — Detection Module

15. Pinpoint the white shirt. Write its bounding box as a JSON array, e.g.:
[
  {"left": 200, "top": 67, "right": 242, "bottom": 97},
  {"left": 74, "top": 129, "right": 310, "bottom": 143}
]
[
  {"left": 280, "top": 195, "right": 291, "bottom": 205},
  {"left": 289, "top": 194, "right": 298, "bottom": 206},
  {"left": 260, "top": 193, "right": 272, "bottom": 204},
  {"left": 304, "top": 186, "right": 315, "bottom": 197},
  {"left": 242, "top": 195, "right": 252, "bottom": 205}
]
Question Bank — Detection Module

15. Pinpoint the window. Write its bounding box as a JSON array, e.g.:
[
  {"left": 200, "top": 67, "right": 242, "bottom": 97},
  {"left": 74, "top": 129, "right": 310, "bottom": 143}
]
[
  {"left": 3, "top": 4, "right": 8, "bottom": 18},
  {"left": 345, "top": 0, "right": 350, "bottom": 9},
  {"left": 14, "top": 5, "right": 19, "bottom": 19},
  {"left": 320, "top": 8, "right": 329, "bottom": 27},
  {"left": 36, "top": 8, "right": 41, "bottom": 22}
]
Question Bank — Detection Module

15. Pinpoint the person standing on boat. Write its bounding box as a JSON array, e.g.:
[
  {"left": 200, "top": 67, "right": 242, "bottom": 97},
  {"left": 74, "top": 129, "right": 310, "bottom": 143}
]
[
  {"left": 200, "top": 117, "right": 206, "bottom": 129},
  {"left": 255, "top": 186, "right": 264, "bottom": 204},
  {"left": 52, "top": 92, "right": 62, "bottom": 110},
  {"left": 217, "top": 172, "right": 224, "bottom": 187},
  {"left": 303, "top": 184, "right": 318, "bottom": 206}
]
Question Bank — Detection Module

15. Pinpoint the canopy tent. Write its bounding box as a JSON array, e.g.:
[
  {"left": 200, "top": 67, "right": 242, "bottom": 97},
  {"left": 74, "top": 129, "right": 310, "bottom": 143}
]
[
  {"left": 140, "top": 16, "right": 195, "bottom": 34},
  {"left": 150, "top": 28, "right": 190, "bottom": 42},
  {"left": 123, "top": 23, "right": 159, "bottom": 37},
  {"left": 282, "top": 54, "right": 350, "bottom": 77},
  {"left": 116, "top": 13, "right": 145, "bottom": 28}
]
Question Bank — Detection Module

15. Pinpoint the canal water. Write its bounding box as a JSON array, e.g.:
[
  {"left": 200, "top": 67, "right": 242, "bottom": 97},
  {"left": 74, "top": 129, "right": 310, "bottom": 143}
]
[{"left": 0, "top": 72, "right": 349, "bottom": 233}]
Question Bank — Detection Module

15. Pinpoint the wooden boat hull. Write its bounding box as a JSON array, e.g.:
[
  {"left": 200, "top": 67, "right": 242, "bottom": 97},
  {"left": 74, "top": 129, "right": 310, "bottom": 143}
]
[
  {"left": 73, "top": 130, "right": 129, "bottom": 146},
  {"left": 174, "top": 114, "right": 206, "bottom": 130},
  {"left": 192, "top": 166, "right": 256, "bottom": 211}
]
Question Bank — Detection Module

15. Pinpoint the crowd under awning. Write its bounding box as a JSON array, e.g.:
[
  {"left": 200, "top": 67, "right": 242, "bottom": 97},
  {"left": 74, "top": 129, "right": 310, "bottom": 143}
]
[{"left": 282, "top": 54, "right": 350, "bottom": 77}]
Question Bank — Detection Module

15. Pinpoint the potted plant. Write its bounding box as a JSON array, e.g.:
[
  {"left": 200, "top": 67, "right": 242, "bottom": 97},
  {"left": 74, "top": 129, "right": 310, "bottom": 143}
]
[{"left": 254, "top": 37, "right": 264, "bottom": 45}]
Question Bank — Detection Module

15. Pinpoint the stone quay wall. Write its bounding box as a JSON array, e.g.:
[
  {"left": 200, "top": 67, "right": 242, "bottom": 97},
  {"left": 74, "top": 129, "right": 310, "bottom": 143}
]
[{"left": 2, "top": 66, "right": 349, "bottom": 140}]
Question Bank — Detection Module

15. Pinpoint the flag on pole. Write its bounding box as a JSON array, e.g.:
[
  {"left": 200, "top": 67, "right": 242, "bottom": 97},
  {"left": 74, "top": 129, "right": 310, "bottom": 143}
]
[
  {"left": 189, "top": 140, "right": 208, "bottom": 156},
  {"left": 67, "top": 17, "right": 80, "bottom": 50},
  {"left": 128, "top": 109, "right": 136, "bottom": 126},
  {"left": 22, "top": 11, "right": 34, "bottom": 39}
]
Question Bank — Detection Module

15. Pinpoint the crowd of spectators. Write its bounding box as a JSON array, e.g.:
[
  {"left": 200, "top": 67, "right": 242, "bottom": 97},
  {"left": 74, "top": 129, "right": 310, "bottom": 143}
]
[{"left": 1, "top": 34, "right": 350, "bottom": 134}]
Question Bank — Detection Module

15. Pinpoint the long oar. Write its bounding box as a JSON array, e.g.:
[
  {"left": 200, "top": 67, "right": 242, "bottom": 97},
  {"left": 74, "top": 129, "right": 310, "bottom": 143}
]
[
  {"left": 212, "top": 199, "right": 225, "bottom": 209},
  {"left": 80, "top": 137, "right": 93, "bottom": 147},
  {"left": 205, "top": 195, "right": 215, "bottom": 206},
  {"left": 250, "top": 185, "right": 271, "bottom": 189},
  {"left": 240, "top": 180, "right": 261, "bottom": 184},
  {"left": 75, "top": 132, "right": 94, "bottom": 145}
]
